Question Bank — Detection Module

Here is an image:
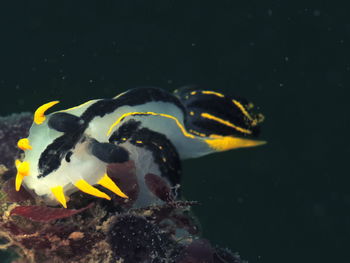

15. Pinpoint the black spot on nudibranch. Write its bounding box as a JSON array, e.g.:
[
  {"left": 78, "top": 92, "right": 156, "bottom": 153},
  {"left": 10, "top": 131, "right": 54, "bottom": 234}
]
[
  {"left": 110, "top": 120, "right": 182, "bottom": 187},
  {"left": 80, "top": 87, "right": 186, "bottom": 123},
  {"left": 65, "top": 151, "right": 73, "bottom": 162},
  {"left": 38, "top": 133, "right": 83, "bottom": 178},
  {"left": 108, "top": 119, "right": 141, "bottom": 143},
  {"left": 48, "top": 112, "right": 84, "bottom": 133},
  {"left": 90, "top": 139, "right": 129, "bottom": 164}
]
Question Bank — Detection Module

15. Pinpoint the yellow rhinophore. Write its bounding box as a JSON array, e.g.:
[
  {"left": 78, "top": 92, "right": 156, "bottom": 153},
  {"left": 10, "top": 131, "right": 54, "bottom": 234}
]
[
  {"left": 75, "top": 179, "right": 111, "bottom": 200},
  {"left": 34, "top": 101, "right": 60, "bottom": 125},
  {"left": 98, "top": 174, "right": 128, "bottom": 198},
  {"left": 205, "top": 134, "right": 266, "bottom": 151},
  {"left": 51, "top": 186, "right": 67, "bottom": 208},
  {"left": 17, "top": 138, "right": 32, "bottom": 150},
  {"left": 15, "top": 160, "right": 30, "bottom": 191}
]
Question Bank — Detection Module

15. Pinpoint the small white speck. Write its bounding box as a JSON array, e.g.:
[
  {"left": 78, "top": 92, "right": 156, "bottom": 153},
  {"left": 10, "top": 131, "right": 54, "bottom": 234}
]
[
  {"left": 62, "top": 76, "right": 66, "bottom": 80},
  {"left": 15, "top": 84, "right": 20, "bottom": 90},
  {"left": 279, "top": 83, "right": 284, "bottom": 87},
  {"left": 167, "top": 79, "right": 173, "bottom": 84},
  {"left": 44, "top": 58, "right": 48, "bottom": 62},
  {"left": 267, "top": 9, "right": 272, "bottom": 16},
  {"left": 62, "top": 54, "right": 65, "bottom": 57},
  {"left": 285, "top": 56, "right": 289, "bottom": 62},
  {"left": 191, "top": 43, "right": 196, "bottom": 47},
  {"left": 89, "top": 79, "right": 93, "bottom": 83}
]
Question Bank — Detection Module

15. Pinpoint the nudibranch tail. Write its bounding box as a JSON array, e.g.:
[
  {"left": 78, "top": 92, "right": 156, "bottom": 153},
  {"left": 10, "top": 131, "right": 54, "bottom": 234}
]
[
  {"left": 75, "top": 179, "right": 111, "bottom": 200},
  {"left": 17, "top": 138, "right": 32, "bottom": 150},
  {"left": 98, "top": 174, "right": 128, "bottom": 199},
  {"left": 205, "top": 135, "right": 266, "bottom": 151},
  {"left": 34, "top": 101, "right": 60, "bottom": 125},
  {"left": 51, "top": 186, "right": 67, "bottom": 208},
  {"left": 15, "top": 160, "right": 30, "bottom": 191}
]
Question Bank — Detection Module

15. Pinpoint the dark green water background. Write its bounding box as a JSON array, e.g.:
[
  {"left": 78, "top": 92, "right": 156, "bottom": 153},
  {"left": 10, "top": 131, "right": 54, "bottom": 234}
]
[{"left": 0, "top": 1, "right": 349, "bottom": 263}]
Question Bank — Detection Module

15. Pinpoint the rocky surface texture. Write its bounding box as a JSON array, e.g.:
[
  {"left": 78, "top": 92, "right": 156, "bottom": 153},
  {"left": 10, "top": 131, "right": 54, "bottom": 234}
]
[{"left": 0, "top": 113, "right": 245, "bottom": 263}]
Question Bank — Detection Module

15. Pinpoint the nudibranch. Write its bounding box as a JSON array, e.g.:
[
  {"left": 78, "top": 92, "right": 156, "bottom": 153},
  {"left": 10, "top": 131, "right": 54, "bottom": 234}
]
[{"left": 15, "top": 87, "right": 265, "bottom": 208}]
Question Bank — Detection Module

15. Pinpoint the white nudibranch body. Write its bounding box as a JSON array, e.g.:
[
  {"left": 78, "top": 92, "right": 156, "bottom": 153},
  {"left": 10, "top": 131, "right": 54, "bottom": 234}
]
[{"left": 15, "top": 87, "right": 265, "bottom": 208}]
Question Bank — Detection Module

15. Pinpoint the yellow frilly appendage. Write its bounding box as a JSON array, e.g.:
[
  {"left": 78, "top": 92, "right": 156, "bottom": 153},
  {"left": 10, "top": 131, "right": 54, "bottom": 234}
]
[
  {"left": 15, "top": 160, "right": 30, "bottom": 191},
  {"left": 50, "top": 176, "right": 127, "bottom": 208},
  {"left": 75, "top": 179, "right": 111, "bottom": 200},
  {"left": 17, "top": 138, "right": 32, "bottom": 150},
  {"left": 51, "top": 186, "right": 67, "bottom": 208},
  {"left": 205, "top": 135, "right": 266, "bottom": 152},
  {"left": 34, "top": 101, "right": 60, "bottom": 125},
  {"left": 98, "top": 174, "right": 128, "bottom": 199}
]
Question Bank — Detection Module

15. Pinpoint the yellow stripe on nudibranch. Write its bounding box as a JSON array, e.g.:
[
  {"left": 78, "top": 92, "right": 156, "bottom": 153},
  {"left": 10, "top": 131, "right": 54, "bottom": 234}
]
[
  {"left": 34, "top": 101, "right": 60, "bottom": 125},
  {"left": 205, "top": 134, "right": 266, "bottom": 151},
  {"left": 98, "top": 174, "right": 128, "bottom": 199},
  {"left": 15, "top": 160, "right": 30, "bottom": 191},
  {"left": 200, "top": 112, "right": 252, "bottom": 135},
  {"left": 107, "top": 112, "right": 196, "bottom": 139},
  {"left": 75, "top": 179, "right": 111, "bottom": 200},
  {"left": 51, "top": 186, "right": 67, "bottom": 208},
  {"left": 59, "top": 100, "right": 93, "bottom": 112},
  {"left": 201, "top": 90, "right": 225, "bottom": 98},
  {"left": 189, "top": 129, "right": 207, "bottom": 137},
  {"left": 232, "top": 99, "right": 254, "bottom": 122},
  {"left": 17, "top": 138, "right": 32, "bottom": 150},
  {"left": 232, "top": 99, "right": 264, "bottom": 127}
]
